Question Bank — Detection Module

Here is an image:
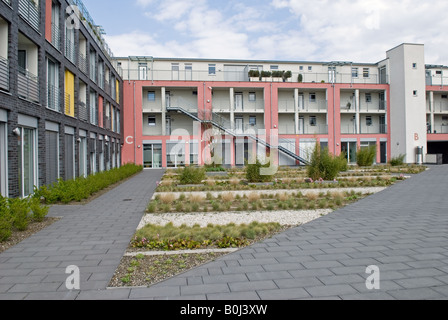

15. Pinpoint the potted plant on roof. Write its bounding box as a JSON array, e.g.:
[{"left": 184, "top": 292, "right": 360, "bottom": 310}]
[
  {"left": 261, "top": 71, "right": 272, "bottom": 82},
  {"left": 283, "top": 71, "right": 292, "bottom": 82},
  {"left": 271, "top": 70, "right": 284, "bottom": 82},
  {"left": 298, "top": 74, "right": 303, "bottom": 83},
  {"left": 248, "top": 70, "right": 260, "bottom": 82}
]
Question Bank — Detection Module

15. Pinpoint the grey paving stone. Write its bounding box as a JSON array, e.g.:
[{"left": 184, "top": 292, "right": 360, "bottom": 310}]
[
  {"left": 305, "top": 284, "right": 358, "bottom": 297},
  {"left": 257, "top": 287, "right": 310, "bottom": 300},
  {"left": 229, "top": 280, "right": 278, "bottom": 292},
  {"left": 387, "top": 288, "right": 445, "bottom": 300}
]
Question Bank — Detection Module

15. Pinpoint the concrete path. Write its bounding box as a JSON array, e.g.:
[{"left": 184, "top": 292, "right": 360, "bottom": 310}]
[{"left": 1, "top": 166, "right": 448, "bottom": 300}]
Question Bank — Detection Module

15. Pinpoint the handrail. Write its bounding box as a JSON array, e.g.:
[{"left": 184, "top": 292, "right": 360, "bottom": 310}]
[{"left": 166, "top": 105, "right": 309, "bottom": 165}]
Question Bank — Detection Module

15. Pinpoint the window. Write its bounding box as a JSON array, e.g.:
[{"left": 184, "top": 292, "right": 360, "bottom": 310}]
[
  {"left": 270, "top": 65, "right": 279, "bottom": 70},
  {"left": 148, "top": 115, "right": 156, "bottom": 126},
  {"left": 308, "top": 66, "right": 312, "bottom": 71},
  {"left": 365, "top": 93, "right": 372, "bottom": 103},
  {"left": 208, "top": 64, "right": 216, "bottom": 75},
  {"left": 172, "top": 63, "right": 179, "bottom": 80},
  {"left": 352, "top": 68, "right": 359, "bottom": 78},
  {"left": 47, "top": 57, "right": 60, "bottom": 111},
  {"left": 299, "top": 66, "right": 304, "bottom": 71},
  {"left": 90, "top": 90, "right": 97, "bottom": 125},
  {"left": 442, "top": 95, "right": 448, "bottom": 99},
  {"left": 249, "top": 116, "right": 257, "bottom": 126},
  {"left": 18, "top": 127, "right": 38, "bottom": 198},
  {"left": 412, "top": 63, "right": 417, "bottom": 69},
  {"left": 79, "top": 135, "right": 87, "bottom": 178},
  {"left": 363, "top": 68, "right": 370, "bottom": 78},
  {"left": 309, "top": 116, "right": 317, "bottom": 126},
  {"left": 436, "top": 71, "right": 442, "bottom": 75},
  {"left": 366, "top": 116, "right": 373, "bottom": 126},
  {"left": 309, "top": 93, "right": 316, "bottom": 102},
  {"left": 185, "top": 64, "right": 192, "bottom": 81},
  {"left": 65, "top": 133, "right": 75, "bottom": 180},
  {"left": 413, "top": 90, "right": 418, "bottom": 97},
  {"left": 147, "top": 91, "right": 156, "bottom": 101},
  {"left": 249, "top": 92, "right": 256, "bottom": 102},
  {"left": 138, "top": 63, "right": 147, "bottom": 80},
  {"left": 45, "top": 129, "right": 59, "bottom": 185}
]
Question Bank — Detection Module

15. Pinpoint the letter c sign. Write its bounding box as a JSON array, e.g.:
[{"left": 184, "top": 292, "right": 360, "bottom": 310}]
[{"left": 126, "top": 136, "right": 134, "bottom": 145}]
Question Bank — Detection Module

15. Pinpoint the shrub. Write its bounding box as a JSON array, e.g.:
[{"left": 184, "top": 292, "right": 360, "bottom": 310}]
[
  {"left": 307, "top": 145, "right": 347, "bottom": 181},
  {"left": 389, "top": 154, "right": 406, "bottom": 166},
  {"left": 179, "top": 166, "right": 206, "bottom": 185},
  {"left": 246, "top": 158, "right": 274, "bottom": 183},
  {"left": 0, "top": 196, "right": 13, "bottom": 242},
  {"left": 357, "top": 145, "right": 377, "bottom": 167},
  {"left": 29, "top": 198, "right": 49, "bottom": 222},
  {"left": 8, "top": 198, "right": 32, "bottom": 231}
]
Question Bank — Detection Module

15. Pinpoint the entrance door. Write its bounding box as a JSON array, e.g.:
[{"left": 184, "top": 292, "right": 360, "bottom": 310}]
[
  {"left": 380, "top": 142, "right": 387, "bottom": 164},
  {"left": 328, "top": 67, "right": 336, "bottom": 83},
  {"left": 143, "top": 144, "right": 162, "bottom": 168},
  {"left": 235, "top": 93, "right": 243, "bottom": 111},
  {"left": 235, "top": 117, "right": 243, "bottom": 134},
  {"left": 298, "top": 94, "right": 304, "bottom": 110}
]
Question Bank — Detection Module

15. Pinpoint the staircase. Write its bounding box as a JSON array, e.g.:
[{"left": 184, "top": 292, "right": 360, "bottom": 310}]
[{"left": 166, "top": 105, "right": 310, "bottom": 165}]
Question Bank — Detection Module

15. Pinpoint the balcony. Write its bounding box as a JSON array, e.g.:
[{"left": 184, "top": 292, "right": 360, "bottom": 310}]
[
  {"left": 65, "top": 39, "right": 76, "bottom": 64},
  {"left": 120, "top": 68, "right": 388, "bottom": 84},
  {"left": 430, "top": 101, "right": 448, "bottom": 113},
  {"left": 0, "top": 56, "right": 9, "bottom": 91},
  {"left": 17, "top": 67, "right": 39, "bottom": 103},
  {"left": 51, "top": 23, "right": 60, "bottom": 50},
  {"left": 47, "top": 84, "right": 60, "bottom": 112},
  {"left": 279, "top": 124, "right": 328, "bottom": 135},
  {"left": 432, "top": 125, "right": 448, "bottom": 134},
  {"left": 18, "top": 0, "right": 40, "bottom": 31},
  {"left": 341, "top": 124, "right": 387, "bottom": 134},
  {"left": 78, "top": 53, "right": 88, "bottom": 74},
  {"left": 299, "top": 100, "right": 328, "bottom": 113},
  {"left": 359, "top": 101, "right": 387, "bottom": 112}
]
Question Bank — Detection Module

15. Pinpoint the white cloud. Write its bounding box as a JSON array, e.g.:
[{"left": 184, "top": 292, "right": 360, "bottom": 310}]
[{"left": 107, "top": 0, "right": 448, "bottom": 65}]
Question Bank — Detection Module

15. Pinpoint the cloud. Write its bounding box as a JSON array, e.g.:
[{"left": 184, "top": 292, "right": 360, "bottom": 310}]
[{"left": 106, "top": 0, "right": 448, "bottom": 65}]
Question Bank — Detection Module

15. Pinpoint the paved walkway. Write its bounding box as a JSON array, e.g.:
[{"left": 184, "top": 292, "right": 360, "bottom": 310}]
[{"left": 1, "top": 166, "right": 448, "bottom": 300}]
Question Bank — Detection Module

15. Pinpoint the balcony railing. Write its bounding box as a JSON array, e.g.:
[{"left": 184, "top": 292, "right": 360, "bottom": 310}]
[
  {"left": 0, "top": 56, "right": 9, "bottom": 91},
  {"left": 18, "top": 0, "right": 40, "bottom": 31},
  {"left": 17, "top": 67, "right": 39, "bottom": 103},
  {"left": 430, "top": 101, "right": 448, "bottom": 113},
  {"left": 279, "top": 124, "right": 328, "bottom": 135},
  {"left": 121, "top": 68, "right": 388, "bottom": 84},
  {"left": 78, "top": 53, "right": 88, "bottom": 74},
  {"left": 51, "top": 23, "right": 60, "bottom": 50},
  {"left": 47, "top": 84, "right": 60, "bottom": 112},
  {"left": 78, "top": 101, "right": 88, "bottom": 121},
  {"left": 65, "top": 39, "right": 76, "bottom": 64},
  {"left": 432, "top": 125, "right": 448, "bottom": 134},
  {"left": 65, "top": 92, "right": 72, "bottom": 116},
  {"left": 341, "top": 124, "right": 387, "bottom": 134},
  {"left": 298, "top": 100, "right": 328, "bottom": 112},
  {"left": 359, "top": 101, "right": 387, "bottom": 112}
]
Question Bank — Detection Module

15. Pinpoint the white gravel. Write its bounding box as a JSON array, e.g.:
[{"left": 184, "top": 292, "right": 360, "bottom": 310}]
[
  {"left": 152, "top": 187, "right": 386, "bottom": 200},
  {"left": 137, "top": 209, "right": 333, "bottom": 229}
]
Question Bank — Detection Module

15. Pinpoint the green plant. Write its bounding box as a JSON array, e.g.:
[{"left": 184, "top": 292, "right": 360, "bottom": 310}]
[
  {"left": 283, "top": 71, "right": 292, "bottom": 80},
  {"left": 179, "top": 166, "right": 206, "bottom": 185},
  {"left": 307, "top": 145, "right": 347, "bottom": 181},
  {"left": 245, "top": 158, "right": 274, "bottom": 183},
  {"left": 248, "top": 70, "right": 260, "bottom": 78},
  {"left": 29, "top": 198, "right": 49, "bottom": 222},
  {"left": 298, "top": 74, "right": 303, "bottom": 83},
  {"left": 0, "top": 196, "right": 13, "bottom": 242},
  {"left": 261, "top": 71, "right": 272, "bottom": 78},
  {"left": 8, "top": 198, "right": 31, "bottom": 231},
  {"left": 389, "top": 154, "right": 406, "bottom": 166},
  {"left": 357, "top": 145, "right": 377, "bottom": 167}
]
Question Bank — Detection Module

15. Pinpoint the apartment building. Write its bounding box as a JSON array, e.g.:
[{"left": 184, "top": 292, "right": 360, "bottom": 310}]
[
  {"left": 0, "top": 0, "right": 122, "bottom": 198},
  {"left": 116, "top": 43, "right": 443, "bottom": 169}
]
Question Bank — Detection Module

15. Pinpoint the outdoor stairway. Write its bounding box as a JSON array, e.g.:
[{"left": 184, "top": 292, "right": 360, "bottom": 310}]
[{"left": 166, "top": 105, "right": 310, "bottom": 165}]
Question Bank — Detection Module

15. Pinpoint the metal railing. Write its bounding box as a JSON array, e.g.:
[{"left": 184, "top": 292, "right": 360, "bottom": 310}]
[
  {"left": 359, "top": 101, "right": 387, "bottom": 112},
  {"left": 121, "top": 68, "right": 388, "bottom": 84},
  {"left": 65, "top": 92, "right": 72, "bottom": 116},
  {"left": 0, "top": 56, "right": 9, "bottom": 91},
  {"left": 341, "top": 124, "right": 387, "bottom": 134},
  {"left": 299, "top": 100, "right": 328, "bottom": 112},
  {"left": 430, "top": 101, "right": 448, "bottom": 113},
  {"left": 17, "top": 67, "right": 39, "bottom": 103},
  {"left": 65, "top": 38, "right": 76, "bottom": 64},
  {"left": 431, "top": 125, "right": 448, "bottom": 134},
  {"left": 51, "top": 23, "right": 60, "bottom": 50},
  {"left": 47, "top": 84, "right": 60, "bottom": 112},
  {"left": 78, "top": 53, "right": 88, "bottom": 74},
  {"left": 78, "top": 101, "right": 88, "bottom": 121},
  {"left": 18, "top": 0, "right": 40, "bottom": 31},
  {"left": 90, "top": 103, "right": 97, "bottom": 125}
]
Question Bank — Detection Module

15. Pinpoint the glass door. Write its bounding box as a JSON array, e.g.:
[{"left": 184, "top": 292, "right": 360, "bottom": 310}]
[
  {"left": 143, "top": 144, "right": 162, "bottom": 168},
  {"left": 341, "top": 141, "right": 357, "bottom": 164},
  {"left": 79, "top": 137, "right": 87, "bottom": 177},
  {"left": 18, "top": 127, "right": 37, "bottom": 197},
  {"left": 298, "top": 116, "right": 305, "bottom": 134},
  {"left": 235, "top": 117, "right": 243, "bottom": 134},
  {"left": 139, "top": 63, "right": 147, "bottom": 80}
]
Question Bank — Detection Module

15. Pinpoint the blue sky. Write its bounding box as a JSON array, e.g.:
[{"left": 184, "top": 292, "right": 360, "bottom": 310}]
[{"left": 82, "top": 0, "right": 448, "bottom": 64}]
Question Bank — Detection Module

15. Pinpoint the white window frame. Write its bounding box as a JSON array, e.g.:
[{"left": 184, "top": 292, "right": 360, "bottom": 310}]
[
  {"left": 363, "top": 68, "right": 370, "bottom": 78},
  {"left": 248, "top": 92, "right": 256, "bottom": 102},
  {"left": 208, "top": 64, "right": 216, "bottom": 76},
  {"left": 18, "top": 126, "right": 38, "bottom": 198}
]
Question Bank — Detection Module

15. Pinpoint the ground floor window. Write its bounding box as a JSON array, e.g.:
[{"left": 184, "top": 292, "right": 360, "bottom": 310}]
[
  {"left": 90, "top": 137, "right": 96, "bottom": 175},
  {"left": 167, "top": 142, "right": 185, "bottom": 168},
  {"left": 341, "top": 141, "right": 357, "bottom": 164},
  {"left": 0, "top": 122, "right": 7, "bottom": 197},
  {"left": 79, "top": 136, "right": 87, "bottom": 178},
  {"left": 143, "top": 144, "right": 162, "bottom": 168},
  {"left": 65, "top": 134, "right": 75, "bottom": 180},
  {"left": 18, "top": 127, "right": 38, "bottom": 197},
  {"left": 45, "top": 130, "right": 59, "bottom": 185}
]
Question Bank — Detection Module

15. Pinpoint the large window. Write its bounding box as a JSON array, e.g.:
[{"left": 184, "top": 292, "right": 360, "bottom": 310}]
[
  {"left": 45, "top": 129, "right": 59, "bottom": 185},
  {"left": 65, "top": 133, "right": 75, "bottom": 180},
  {"left": 18, "top": 127, "right": 38, "bottom": 197},
  {"left": 0, "top": 120, "right": 7, "bottom": 197},
  {"left": 47, "top": 57, "right": 60, "bottom": 112},
  {"left": 79, "top": 135, "right": 87, "bottom": 178}
]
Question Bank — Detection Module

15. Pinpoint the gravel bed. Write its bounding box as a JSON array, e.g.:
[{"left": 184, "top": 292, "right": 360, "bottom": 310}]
[
  {"left": 152, "top": 187, "right": 386, "bottom": 200},
  {"left": 137, "top": 209, "right": 333, "bottom": 229}
]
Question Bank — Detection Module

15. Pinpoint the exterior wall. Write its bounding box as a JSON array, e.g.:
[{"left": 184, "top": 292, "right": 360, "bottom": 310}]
[
  {"left": 387, "top": 44, "right": 427, "bottom": 163},
  {"left": 0, "top": 0, "right": 123, "bottom": 198}
]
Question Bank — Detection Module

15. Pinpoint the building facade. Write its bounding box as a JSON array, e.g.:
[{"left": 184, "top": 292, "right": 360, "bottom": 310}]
[
  {"left": 115, "top": 43, "right": 446, "bottom": 169},
  {"left": 0, "top": 0, "right": 123, "bottom": 198}
]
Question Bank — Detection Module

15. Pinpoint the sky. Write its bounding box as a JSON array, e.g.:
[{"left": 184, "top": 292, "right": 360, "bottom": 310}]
[{"left": 81, "top": 0, "right": 448, "bottom": 65}]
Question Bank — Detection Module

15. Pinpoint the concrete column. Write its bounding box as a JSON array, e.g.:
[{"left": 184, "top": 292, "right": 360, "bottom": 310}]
[
  {"left": 355, "top": 89, "right": 360, "bottom": 134},
  {"left": 429, "top": 91, "right": 434, "bottom": 134},
  {"left": 161, "top": 87, "right": 166, "bottom": 136},
  {"left": 230, "top": 88, "right": 235, "bottom": 130},
  {"left": 294, "top": 88, "right": 299, "bottom": 134}
]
